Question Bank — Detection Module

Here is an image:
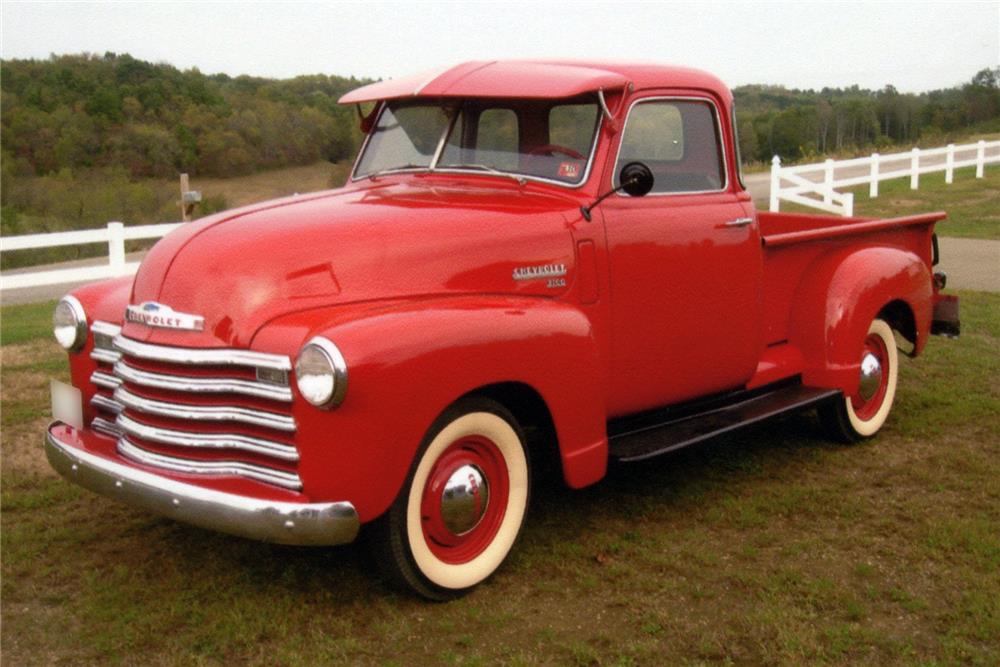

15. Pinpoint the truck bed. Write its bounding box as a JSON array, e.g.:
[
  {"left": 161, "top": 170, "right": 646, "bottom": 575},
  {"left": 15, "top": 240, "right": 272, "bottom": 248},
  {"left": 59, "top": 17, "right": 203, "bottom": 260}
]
[{"left": 757, "top": 210, "right": 946, "bottom": 347}]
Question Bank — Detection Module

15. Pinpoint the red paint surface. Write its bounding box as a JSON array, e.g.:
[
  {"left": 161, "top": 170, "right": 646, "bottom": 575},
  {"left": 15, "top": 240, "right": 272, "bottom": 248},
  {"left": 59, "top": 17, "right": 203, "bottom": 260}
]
[{"left": 58, "top": 61, "right": 947, "bottom": 526}]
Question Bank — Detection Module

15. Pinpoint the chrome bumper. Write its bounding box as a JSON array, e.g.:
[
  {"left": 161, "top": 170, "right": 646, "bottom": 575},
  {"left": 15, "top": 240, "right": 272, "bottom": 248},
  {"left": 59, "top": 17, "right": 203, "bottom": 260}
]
[{"left": 45, "top": 424, "right": 359, "bottom": 546}]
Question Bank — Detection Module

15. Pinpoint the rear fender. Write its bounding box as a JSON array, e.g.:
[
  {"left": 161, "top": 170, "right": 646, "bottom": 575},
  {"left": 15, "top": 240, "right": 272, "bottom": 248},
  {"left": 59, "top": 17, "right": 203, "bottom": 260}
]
[
  {"left": 788, "top": 246, "right": 931, "bottom": 395},
  {"left": 253, "top": 296, "right": 607, "bottom": 522}
]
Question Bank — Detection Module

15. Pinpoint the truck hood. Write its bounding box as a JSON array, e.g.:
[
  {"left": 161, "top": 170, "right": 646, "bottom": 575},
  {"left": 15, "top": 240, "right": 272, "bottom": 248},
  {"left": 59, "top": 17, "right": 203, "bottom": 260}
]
[{"left": 126, "top": 179, "right": 580, "bottom": 348}]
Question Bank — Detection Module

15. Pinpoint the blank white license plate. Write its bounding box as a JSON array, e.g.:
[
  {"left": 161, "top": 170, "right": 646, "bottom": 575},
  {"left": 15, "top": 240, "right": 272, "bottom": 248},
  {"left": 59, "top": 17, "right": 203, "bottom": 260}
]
[{"left": 51, "top": 379, "right": 83, "bottom": 429}]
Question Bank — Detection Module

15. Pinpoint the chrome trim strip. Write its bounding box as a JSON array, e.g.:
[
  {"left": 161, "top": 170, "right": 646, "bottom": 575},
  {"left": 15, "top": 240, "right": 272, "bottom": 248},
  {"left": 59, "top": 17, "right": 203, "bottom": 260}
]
[
  {"left": 91, "top": 348, "right": 122, "bottom": 365},
  {"left": 611, "top": 95, "right": 730, "bottom": 197},
  {"left": 113, "top": 387, "right": 296, "bottom": 433},
  {"left": 91, "top": 393, "right": 123, "bottom": 415},
  {"left": 597, "top": 89, "right": 614, "bottom": 121},
  {"left": 113, "top": 335, "right": 292, "bottom": 371},
  {"left": 116, "top": 413, "right": 299, "bottom": 462},
  {"left": 91, "top": 416, "right": 122, "bottom": 437},
  {"left": 118, "top": 437, "right": 302, "bottom": 490},
  {"left": 114, "top": 360, "right": 293, "bottom": 403},
  {"left": 45, "top": 425, "right": 359, "bottom": 546},
  {"left": 91, "top": 371, "right": 123, "bottom": 390},
  {"left": 92, "top": 321, "right": 122, "bottom": 338},
  {"left": 428, "top": 106, "right": 460, "bottom": 169}
]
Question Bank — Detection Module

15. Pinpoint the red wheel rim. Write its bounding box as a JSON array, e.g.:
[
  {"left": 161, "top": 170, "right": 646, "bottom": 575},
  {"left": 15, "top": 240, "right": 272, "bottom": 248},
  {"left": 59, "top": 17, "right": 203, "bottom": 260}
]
[
  {"left": 850, "top": 333, "right": 889, "bottom": 421},
  {"left": 420, "top": 435, "right": 509, "bottom": 564}
]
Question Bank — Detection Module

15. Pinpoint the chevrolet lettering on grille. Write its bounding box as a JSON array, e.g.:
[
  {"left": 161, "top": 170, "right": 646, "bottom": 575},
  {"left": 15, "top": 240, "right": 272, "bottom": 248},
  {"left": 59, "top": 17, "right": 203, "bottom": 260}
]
[{"left": 125, "top": 302, "right": 205, "bottom": 331}]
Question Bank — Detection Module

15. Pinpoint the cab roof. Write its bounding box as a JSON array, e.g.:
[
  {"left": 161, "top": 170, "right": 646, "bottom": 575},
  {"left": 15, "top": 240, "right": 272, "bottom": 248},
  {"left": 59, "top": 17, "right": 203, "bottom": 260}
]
[{"left": 337, "top": 60, "right": 729, "bottom": 104}]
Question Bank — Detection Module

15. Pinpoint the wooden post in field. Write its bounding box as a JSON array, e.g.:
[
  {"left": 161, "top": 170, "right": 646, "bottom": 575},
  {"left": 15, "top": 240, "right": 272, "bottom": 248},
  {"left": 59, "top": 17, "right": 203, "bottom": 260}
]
[
  {"left": 910, "top": 148, "right": 920, "bottom": 190},
  {"left": 869, "top": 153, "right": 879, "bottom": 198},
  {"left": 976, "top": 140, "right": 986, "bottom": 178},
  {"left": 945, "top": 144, "right": 955, "bottom": 184},
  {"left": 769, "top": 156, "right": 781, "bottom": 212},
  {"left": 179, "top": 173, "right": 201, "bottom": 221},
  {"left": 180, "top": 173, "right": 191, "bottom": 222}
]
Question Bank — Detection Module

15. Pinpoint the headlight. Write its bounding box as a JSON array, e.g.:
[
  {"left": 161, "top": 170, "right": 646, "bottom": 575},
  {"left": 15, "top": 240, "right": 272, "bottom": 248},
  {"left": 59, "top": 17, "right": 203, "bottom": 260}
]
[
  {"left": 295, "top": 337, "right": 348, "bottom": 408},
  {"left": 53, "top": 296, "right": 87, "bottom": 351}
]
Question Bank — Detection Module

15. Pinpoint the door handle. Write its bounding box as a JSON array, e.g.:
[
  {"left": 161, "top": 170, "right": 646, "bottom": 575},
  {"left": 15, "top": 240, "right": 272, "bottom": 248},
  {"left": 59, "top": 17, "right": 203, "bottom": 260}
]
[{"left": 722, "top": 217, "right": 754, "bottom": 228}]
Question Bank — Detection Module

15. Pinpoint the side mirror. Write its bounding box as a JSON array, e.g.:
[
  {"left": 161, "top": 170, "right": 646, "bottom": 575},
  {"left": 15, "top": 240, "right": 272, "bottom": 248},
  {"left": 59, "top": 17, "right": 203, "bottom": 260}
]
[
  {"left": 619, "top": 162, "right": 654, "bottom": 197},
  {"left": 580, "top": 161, "right": 655, "bottom": 221}
]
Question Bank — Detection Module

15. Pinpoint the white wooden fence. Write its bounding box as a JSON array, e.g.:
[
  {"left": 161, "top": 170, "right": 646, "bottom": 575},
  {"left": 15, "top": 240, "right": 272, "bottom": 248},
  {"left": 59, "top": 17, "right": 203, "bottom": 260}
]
[
  {"left": 770, "top": 139, "right": 1000, "bottom": 216},
  {"left": 0, "top": 221, "right": 183, "bottom": 291}
]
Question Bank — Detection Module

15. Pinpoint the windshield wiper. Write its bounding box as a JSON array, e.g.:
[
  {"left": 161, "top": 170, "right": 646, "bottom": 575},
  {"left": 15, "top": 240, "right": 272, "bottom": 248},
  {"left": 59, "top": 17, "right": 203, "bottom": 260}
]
[
  {"left": 453, "top": 164, "right": 527, "bottom": 186},
  {"left": 366, "top": 164, "right": 427, "bottom": 181}
]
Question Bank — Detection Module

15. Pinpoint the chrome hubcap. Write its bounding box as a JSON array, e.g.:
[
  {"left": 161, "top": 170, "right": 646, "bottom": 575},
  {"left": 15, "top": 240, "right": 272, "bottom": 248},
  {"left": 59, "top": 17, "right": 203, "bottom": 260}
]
[
  {"left": 440, "top": 464, "right": 490, "bottom": 535},
  {"left": 858, "top": 352, "right": 883, "bottom": 401}
]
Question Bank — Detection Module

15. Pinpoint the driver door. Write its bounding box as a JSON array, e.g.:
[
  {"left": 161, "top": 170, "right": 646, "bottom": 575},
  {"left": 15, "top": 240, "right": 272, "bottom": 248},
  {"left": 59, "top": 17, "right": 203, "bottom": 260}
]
[{"left": 601, "top": 95, "right": 763, "bottom": 416}]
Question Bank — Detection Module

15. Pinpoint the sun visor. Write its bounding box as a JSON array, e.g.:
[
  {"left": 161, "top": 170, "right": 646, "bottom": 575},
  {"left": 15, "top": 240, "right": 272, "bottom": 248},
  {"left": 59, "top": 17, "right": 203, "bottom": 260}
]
[{"left": 339, "top": 61, "right": 630, "bottom": 104}]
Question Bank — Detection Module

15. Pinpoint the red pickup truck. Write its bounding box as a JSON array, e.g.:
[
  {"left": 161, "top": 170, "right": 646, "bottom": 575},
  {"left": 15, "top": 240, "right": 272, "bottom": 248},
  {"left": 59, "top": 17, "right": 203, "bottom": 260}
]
[{"left": 47, "top": 61, "right": 959, "bottom": 600}]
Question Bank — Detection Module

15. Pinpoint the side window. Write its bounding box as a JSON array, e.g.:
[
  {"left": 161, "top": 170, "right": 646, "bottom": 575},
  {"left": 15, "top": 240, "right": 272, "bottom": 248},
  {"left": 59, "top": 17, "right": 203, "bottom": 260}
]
[{"left": 615, "top": 99, "right": 726, "bottom": 194}]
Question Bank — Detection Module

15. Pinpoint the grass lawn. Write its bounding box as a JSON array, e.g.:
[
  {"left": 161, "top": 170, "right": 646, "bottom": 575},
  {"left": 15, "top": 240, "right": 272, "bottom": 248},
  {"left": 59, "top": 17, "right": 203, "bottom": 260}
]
[
  {"left": 189, "top": 160, "right": 352, "bottom": 211},
  {"left": 850, "top": 167, "right": 1000, "bottom": 240},
  {"left": 1, "top": 291, "right": 998, "bottom": 665},
  {"left": 2, "top": 161, "right": 350, "bottom": 272},
  {"left": 776, "top": 166, "right": 1000, "bottom": 240}
]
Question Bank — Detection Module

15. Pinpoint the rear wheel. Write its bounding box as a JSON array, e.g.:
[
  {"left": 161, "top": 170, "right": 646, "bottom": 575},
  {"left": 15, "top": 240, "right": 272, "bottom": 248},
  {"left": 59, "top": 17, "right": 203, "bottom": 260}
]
[
  {"left": 370, "top": 397, "right": 530, "bottom": 600},
  {"left": 819, "top": 318, "right": 898, "bottom": 442}
]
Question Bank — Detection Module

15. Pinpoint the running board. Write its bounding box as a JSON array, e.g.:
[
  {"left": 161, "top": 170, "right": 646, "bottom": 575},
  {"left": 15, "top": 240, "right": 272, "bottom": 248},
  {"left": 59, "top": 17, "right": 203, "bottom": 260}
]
[{"left": 608, "top": 385, "right": 841, "bottom": 462}]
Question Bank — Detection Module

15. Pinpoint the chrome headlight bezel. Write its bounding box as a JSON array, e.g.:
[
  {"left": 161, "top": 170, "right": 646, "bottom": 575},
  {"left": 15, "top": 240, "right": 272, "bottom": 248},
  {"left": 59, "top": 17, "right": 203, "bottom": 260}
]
[
  {"left": 53, "top": 296, "right": 88, "bottom": 352},
  {"left": 294, "top": 336, "right": 348, "bottom": 408}
]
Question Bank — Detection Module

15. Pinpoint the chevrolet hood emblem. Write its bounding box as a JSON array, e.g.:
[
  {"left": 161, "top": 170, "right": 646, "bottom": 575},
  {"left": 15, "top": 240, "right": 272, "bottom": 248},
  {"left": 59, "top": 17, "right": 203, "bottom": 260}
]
[{"left": 125, "top": 302, "right": 205, "bottom": 331}]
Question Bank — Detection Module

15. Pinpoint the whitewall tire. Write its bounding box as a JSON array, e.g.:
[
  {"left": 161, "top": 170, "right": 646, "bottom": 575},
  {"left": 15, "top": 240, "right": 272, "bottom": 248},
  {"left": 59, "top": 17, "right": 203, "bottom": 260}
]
[
  {"left": 370, "top": 397, "right": 530, "bottom": 600},
  {"left": 820, "top": 318, "right": 899, "bottom": 442}
]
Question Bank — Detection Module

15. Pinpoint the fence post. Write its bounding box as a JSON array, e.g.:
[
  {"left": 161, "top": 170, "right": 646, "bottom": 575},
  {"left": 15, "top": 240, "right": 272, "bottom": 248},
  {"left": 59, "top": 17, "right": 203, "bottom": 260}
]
[
  {"left": 869, "top": 153, "right": 879, "bottom": 198},
  {"left": 108, "top": 222, "right": 126, "bottom": 275},
  {"left": 769, "top": 155, "right": 781, "bottom": 212},
  {"left": 945, "top": 144, "right": 955, "bottom": 184},
  {"left": 823, "top": 158, "right": 834, "bottom": 205},
  {"left": 844, "top": 192, "right": 854, "bottom": 218},
  {"left": 977, "top": 140, "right": 986, "bottom": 178},
  {"left": 910, "top": 147, "right": 920, "bottom": 190}
]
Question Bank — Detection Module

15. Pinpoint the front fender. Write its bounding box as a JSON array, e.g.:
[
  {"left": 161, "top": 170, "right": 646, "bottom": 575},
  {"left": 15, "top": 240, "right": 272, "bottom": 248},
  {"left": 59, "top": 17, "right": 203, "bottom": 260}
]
[
  {"left": 788, "top": 246, "right": 931, "bottom": 395},
  {"left": 253, "top": 296, "right": 607, "bottom": 522}
]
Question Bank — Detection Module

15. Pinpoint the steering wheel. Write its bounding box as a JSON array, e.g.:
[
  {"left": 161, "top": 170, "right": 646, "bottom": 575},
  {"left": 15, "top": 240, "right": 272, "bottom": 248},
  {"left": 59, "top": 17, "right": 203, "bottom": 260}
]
[{"left": 527, "top": 144, "right": 585, "bottom": 160}]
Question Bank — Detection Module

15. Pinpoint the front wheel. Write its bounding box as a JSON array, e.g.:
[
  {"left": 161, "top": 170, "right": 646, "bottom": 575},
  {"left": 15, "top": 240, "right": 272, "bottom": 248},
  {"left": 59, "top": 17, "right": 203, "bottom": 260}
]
[
  {"left": 819, "top": 318, "right": 899, "bottom": 442},
  {"left": 370, "top": 397, "right": 530, "bottom": 600}
]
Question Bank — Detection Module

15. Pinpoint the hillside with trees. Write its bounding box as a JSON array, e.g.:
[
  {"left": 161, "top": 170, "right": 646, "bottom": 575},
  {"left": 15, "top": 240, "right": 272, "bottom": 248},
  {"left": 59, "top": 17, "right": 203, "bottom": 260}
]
[
  {"left": 734, "top": 68, "right": 1000, "bottom": 162},
  {"left": 3, "top": 54, "right": 997, "bottom": 181},
  {"left": 1, "top": 52, "right": 366, "bottom": 179},
  {"left": 1, "top": 53, "right": 998, "bottom": 255}
]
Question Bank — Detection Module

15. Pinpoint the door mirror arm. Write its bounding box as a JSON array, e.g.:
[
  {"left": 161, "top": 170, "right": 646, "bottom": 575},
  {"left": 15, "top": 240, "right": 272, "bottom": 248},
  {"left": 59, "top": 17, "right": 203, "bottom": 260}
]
[{"left": 581, "top": 162, "right": 654, "bottom": 221}]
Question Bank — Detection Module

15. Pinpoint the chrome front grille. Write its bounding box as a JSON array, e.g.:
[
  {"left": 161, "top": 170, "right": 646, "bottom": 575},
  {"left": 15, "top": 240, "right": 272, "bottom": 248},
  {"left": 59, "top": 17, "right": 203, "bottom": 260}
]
[
  {"left": 113, "top": 386, "right": 297, "bottom": 432},
  {"left": 87, "top": 323, "right": 301, "bottom": 491},
  {"left": 113, "top": 359, "right": 292, "bottom": 402}
]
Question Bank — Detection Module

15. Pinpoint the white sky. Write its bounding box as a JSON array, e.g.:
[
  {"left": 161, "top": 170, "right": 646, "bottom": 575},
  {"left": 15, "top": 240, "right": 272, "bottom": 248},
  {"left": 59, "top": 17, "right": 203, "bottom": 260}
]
[{"left": 2, "top": 1, "right": 998, "bottom": 93}]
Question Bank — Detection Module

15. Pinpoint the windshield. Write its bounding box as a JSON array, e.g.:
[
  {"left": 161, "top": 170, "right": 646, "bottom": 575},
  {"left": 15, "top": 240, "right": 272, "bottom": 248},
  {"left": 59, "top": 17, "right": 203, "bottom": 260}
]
[{"left": 353, "top": 97, "right": 601, "bottom": 185}]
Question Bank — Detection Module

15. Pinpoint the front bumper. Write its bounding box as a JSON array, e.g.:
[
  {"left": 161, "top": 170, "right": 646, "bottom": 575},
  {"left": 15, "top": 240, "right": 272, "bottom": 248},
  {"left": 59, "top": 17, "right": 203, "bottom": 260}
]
[{"left": 45, "top": 423, "right": 359, "bottom": 546}]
